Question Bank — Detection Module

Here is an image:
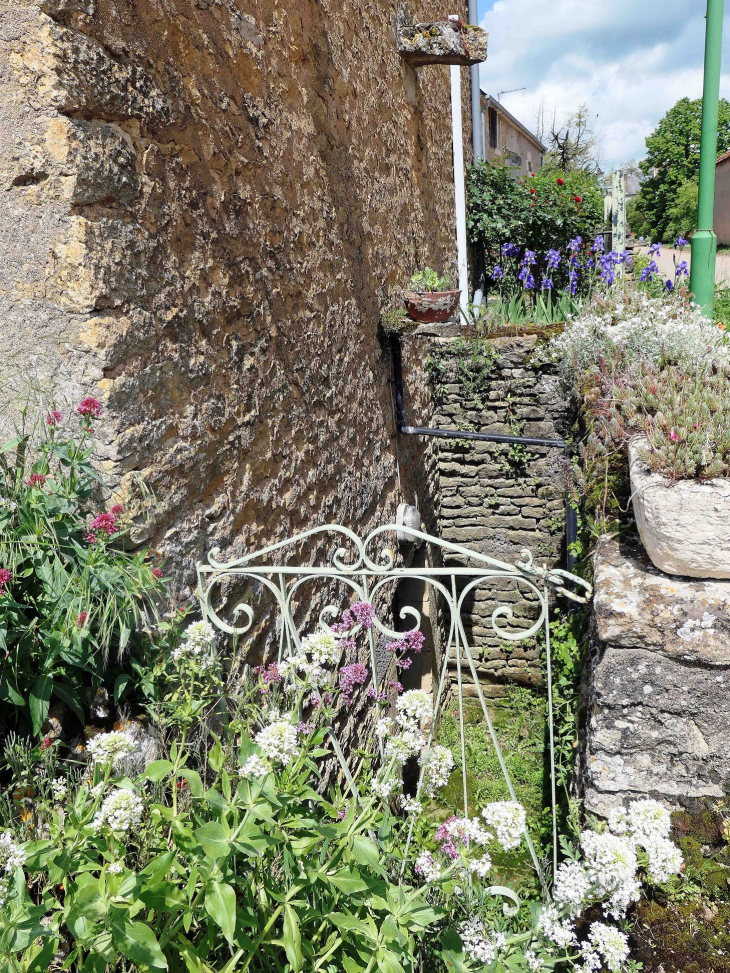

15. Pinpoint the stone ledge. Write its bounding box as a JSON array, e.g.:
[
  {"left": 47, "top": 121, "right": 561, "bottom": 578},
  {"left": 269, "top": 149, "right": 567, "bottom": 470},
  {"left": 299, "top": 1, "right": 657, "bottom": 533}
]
[{"left": 593, "top": 533, "right": 730, "bottom": 667}]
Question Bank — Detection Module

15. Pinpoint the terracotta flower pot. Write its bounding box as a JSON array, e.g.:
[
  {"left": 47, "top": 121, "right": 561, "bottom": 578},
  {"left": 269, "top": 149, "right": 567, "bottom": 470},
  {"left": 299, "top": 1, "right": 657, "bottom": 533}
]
[{"left": 403, "top": 290, "right": 461, "bottom": 323}]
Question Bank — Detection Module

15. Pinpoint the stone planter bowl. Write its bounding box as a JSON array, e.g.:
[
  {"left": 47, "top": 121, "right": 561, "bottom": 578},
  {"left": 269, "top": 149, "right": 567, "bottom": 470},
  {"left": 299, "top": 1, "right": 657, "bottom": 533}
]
[
  {"left": 629, "top": 437, "right": 730, "bottom": 578},
  {"left": 403, "top": 290, "right": 461, "bottom": 323}
]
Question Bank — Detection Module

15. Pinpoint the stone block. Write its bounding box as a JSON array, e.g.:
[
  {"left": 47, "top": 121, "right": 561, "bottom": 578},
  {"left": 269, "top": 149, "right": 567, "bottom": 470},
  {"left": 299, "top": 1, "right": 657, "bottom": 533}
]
[{"left": 582, "top": 534, "right": 730, "bottom": 816}]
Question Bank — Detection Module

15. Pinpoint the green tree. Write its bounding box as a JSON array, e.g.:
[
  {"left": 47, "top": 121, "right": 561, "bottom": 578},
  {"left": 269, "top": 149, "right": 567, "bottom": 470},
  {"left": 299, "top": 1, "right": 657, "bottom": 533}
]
[{"left": 637, "top": 96, "right": 730, "bottom": 240}]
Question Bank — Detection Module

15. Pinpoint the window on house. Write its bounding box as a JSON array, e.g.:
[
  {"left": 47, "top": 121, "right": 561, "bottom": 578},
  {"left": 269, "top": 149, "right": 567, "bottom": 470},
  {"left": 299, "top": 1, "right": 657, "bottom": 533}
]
[{"left": 488, "top": 107, "right": 498, "bottom": 149}]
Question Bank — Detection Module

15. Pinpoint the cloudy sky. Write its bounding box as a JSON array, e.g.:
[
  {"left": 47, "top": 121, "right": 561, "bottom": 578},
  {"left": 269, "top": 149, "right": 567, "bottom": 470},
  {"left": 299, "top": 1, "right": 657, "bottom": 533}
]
[{"left": 477, "top": 0, "right": 730, "bottom": 170}]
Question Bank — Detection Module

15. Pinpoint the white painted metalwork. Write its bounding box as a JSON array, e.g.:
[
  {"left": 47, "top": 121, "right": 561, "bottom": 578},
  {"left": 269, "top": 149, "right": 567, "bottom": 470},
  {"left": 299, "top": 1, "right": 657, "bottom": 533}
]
[{"left": 197, "top": 523, "right": 592, "bottom": 882}]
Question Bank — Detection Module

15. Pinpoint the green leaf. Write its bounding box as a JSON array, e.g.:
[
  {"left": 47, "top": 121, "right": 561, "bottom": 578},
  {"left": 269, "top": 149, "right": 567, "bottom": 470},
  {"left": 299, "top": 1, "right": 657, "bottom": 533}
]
[
  {"left": 179, "top": 768, "right": 203, "bottom": 797},
  {"left": 208, "top": 736, "right": 224, "bottom": 773},
  {"left": 113, "top": 673, "right": 132, "bottom": 705},
  {"left": 52, "top": 681, "right": 85, "bottom": 724},
  {"left": 0, "top": 677, "right": 24, "bottom": 706},
  {"left": 204, "top": 880, "right": 237, "bottom": 945},
  {"left": 194, "top": 822, "right": 230, "bottom": 859},
  {"left": 111, "top": 918, "right": 168, "bottom": 970},
  {"left": 145, "top": 760, "right": 174, "bottom": 782},
  {"left": 351, "top": 835, "right": 381, "bottom": 871},
  {"left": 29, "top": 674, "right": 53, "bottom": 735},
  {"left": 282, "top": 903, "right": 303, "bottom": 972},
  {"left": 329, "top": 867, "right": 369, "bottom": 894},
  {"left": 439, "top": 928, "right": 467, "bottom": 973}
]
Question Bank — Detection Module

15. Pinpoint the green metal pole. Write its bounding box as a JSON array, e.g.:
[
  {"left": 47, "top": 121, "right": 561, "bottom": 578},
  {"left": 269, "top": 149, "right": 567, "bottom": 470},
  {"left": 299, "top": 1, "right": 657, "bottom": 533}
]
[{"left": 689, "top": 0, "right": 725, "bottom": 315}]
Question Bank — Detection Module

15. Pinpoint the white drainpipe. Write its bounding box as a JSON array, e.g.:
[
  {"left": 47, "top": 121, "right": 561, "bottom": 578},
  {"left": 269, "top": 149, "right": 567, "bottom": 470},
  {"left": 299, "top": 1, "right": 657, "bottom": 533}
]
[{"left": 450, "top": 62, "right": 469, "bottom": 317}]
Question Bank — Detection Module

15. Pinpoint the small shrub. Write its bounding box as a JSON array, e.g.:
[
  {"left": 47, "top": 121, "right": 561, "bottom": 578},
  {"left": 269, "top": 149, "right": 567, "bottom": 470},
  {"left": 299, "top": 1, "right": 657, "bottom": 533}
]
[{"left": 409, "top": 267, "right": 453, "bottom": 292}]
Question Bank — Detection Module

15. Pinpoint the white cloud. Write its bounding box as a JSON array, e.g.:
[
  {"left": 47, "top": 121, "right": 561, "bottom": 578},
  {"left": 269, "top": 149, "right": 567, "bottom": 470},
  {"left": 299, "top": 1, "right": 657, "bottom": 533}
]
[{"left": 478, "top": 0, "right": 730, "bottom": 169}]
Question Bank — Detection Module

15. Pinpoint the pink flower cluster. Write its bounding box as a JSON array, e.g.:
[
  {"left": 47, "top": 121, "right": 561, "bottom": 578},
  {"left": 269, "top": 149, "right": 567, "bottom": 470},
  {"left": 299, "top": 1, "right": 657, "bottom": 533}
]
[
  {"left": 26, "top": 474, "right": 47, "bottom": 489},
  {"left": 45, "top": 410, "right": 63, "bottom": 427},
  {"left": 77, "top": 397, "right": 103, "bottom": 420},
  {"left": 0, "top": 568, "right": 11, "bottom": 590},
  {"left": 338, "top": 662, "right": 368, "bottom": 702},
  {"left": 253, "top": 663, "right": 281, "bottom": 695},
  {"left": 86, "top": 505, "right": 124, "bottom": 544},
  {"left": 435, "top": 817, "right": 467, "bottom": 860}
]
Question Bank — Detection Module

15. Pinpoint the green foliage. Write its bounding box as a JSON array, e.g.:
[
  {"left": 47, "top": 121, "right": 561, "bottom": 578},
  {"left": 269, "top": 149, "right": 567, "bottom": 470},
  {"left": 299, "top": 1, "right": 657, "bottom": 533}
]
[
  {"left": 471, "top": 292, "right": 583, "bottom": 329},
  {"left": 664, "top": 178, "right": 699, "bottom": 244},
  {"left": 0, "top": 405, "right": 163, "bottom": 738},
  {"left": 636, "top": 96, "right": 730, "bottom": 240},
  {"left": 426, "top": 338, "right": 498, "bottom": 409},
  {"left": 409, "top": 267, "right": 453, "bottom": 292},
  {"left": 466, "top": 158, "right": 604, "bottom": 294}
]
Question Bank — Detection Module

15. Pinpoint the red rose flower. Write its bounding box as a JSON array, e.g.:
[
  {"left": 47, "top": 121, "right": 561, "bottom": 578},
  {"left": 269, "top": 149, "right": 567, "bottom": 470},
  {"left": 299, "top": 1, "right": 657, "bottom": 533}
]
[
  {"left": 574, "top": 195, "right": 582, "bottom": 203},
  {"left": 557, "top": 177, "right": 564, "bottom": 185},
  {"left": 529, "top": 187, "right": 536, "bottom": 194}
]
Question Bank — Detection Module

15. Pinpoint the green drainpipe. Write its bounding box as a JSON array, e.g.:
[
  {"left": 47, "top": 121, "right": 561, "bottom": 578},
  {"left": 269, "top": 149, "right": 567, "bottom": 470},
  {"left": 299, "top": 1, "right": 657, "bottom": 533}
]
[{"left": 689, "top": 0, "right": 725, "bottom": 315}]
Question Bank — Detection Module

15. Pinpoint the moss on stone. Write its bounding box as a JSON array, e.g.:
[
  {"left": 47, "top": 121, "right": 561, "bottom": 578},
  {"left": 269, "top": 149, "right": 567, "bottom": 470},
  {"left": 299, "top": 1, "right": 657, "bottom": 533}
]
[{"left": 632, "top": 899, "right": 730, "bottom": 973}]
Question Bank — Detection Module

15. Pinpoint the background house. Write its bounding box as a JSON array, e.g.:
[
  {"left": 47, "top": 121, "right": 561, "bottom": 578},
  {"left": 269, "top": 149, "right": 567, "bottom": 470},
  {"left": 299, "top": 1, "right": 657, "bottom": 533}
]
[
  {"left": 480, "top": 92, "right": 545, "bottom": 177},
  {"left": 715, "top": 150, "right": 730, "bottom": 245}
]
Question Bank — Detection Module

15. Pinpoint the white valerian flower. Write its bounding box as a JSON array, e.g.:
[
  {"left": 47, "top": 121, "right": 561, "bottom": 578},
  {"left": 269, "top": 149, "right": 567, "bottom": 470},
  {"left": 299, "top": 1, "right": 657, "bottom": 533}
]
[
  {"left": 399, "top": 796, "right": 422, "bottom": 815},
  {"left": 470, "top": 853, "right": 492, "bottom": 879},
  {"left": 300, "top": 631, "right": 340, "bottom": 667},
  {"left": 419, "top": 744, "right": 454, "bottom": 796},
  {"left": 51, "top": 777, "right": 68, "bottom": 802},
  {"left": 0, "top": 498, "right": 17, "bottom": 512},
  {"left": 241, "top": 755, "right": 272, "bottom": 779},
  {"left": 481, "top": 801, "right": 527, "bottom": 850},
  {"left": 93, "top": 788, "right": 143, "bottom": 833},
  {"left": 537, "top": 905, "right": 576, "bottom": 950},
  {"left": 385, "top": 725, "right": 425, "bottom": 765},
  {"left": 581, "top": 830, "right": 639, "bottom": 917},
  {"left": 255, "top": 720, "right": 299, "bottom": 766},
  {"left": 375, "top": 717, "right": 394, "bottom": 739},
  {"left": 607, "top": 806, "right": 629, "bottom": 836},
  {"left": 107, "top": 861, "right": 125, "bottom": 874},
  {"left": 396, "top": 689, "right": 433, "bottom": 726},
  {"left": 459, "top": 918, "right": 504, "bottom": 966},
  {"left": 0, "top": 832, "right": 26, "bottom": 873},
  {"left": 173, "top": 620, "right": 217, "bottom": 670},
  {"left": 371, "top": 777, "right": 398, "bottom": 799},
  {"left": 642, "top": 834, "right": 683, "bottom": 884},
  {"left": 553, "top": 860, "right": 592, "bottom": 917},
  {"left": 586, "top": 922, "right": 630, "bottom": 973},
  {"left": 626, "top": 799, "right": 671, "bottom": 844},
  {"left": 86, "top": 731, "right": 136, "bottom": 768},
  {"left": 524, "top": 949, "right": 544, "bottom": 971},
  {"left": 414, "top": 850, "right": 441, "bottom": 883},
  {"left": 440, "top": 815, "right": 493, "bottom": 848}
]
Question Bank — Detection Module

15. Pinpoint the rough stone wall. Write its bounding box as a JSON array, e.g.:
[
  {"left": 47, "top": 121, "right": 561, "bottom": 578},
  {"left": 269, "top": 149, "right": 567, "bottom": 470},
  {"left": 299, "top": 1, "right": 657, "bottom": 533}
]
[
  {"left": 582, "top": 534, "right": 730, "bottom": 817},
  {"left": 0, "top": 0, "right": 470, "bottom": 599},
  {"left": 405, "top": 330, "right": 570, "bottom": 690}
]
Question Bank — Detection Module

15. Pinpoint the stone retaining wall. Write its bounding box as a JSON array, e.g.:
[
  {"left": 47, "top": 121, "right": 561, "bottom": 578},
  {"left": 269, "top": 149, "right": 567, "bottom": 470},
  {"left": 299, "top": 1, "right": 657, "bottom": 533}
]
[
  {"left": 403, "top": 329, "right": 571, "bottom": 691},
  {"left": 581, "top": 534, "right": 730, "bottom": 816}
]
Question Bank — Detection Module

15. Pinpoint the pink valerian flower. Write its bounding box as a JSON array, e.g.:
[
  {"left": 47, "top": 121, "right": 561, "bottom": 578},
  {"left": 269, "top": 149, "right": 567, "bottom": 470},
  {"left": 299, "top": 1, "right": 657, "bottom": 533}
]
[
  {"left": 75, "top": 611, "right": 88, "bottom": 627},
  {"left": 367, "top": 686, "right": 388, "bottom": 703},
  {"left": 89, "top": 512, "right": 119, "bottom": 537},
  {"left": 76, "top": 397, "right": 103, "bottom": 420},
  {"left": 0, "top": 568, "right": 11, "bottom": 590},
  {"left": 669, "top": 428, "right": 679, "bottom": 442},
  {"left": 297, "top": 722, "right": 314, "bottom": 736},
  {"left": 152, "top": 568, "right": 163, "bottom": 579},
  {"left": 45, "top": 410, "right": 63, "bottom": 427},
  {"left": 350, "top": 602, "right": 376, "bottom": 629},
  {"left": 331, "top": 608, "right": 355, "bottom": 633},
  {"left": 86, "top": 533, "right": 98, "bottom": 544},
  {"left": 389, "top": 680, "right": 404, "bottom": 694},
  {"left": 337, "top": 803, "right": 350, "bottom": 820},
  {"left": 110, "top": 504, "right": 125, "bottom": 517},
  {"left": 396, "top": 656, "right": 413, "bottom": 670},
  {"left": 338, "top": 662, "right": 368, "bottom": 702},
  {"left": 26, "top": 474, "right": 47, "bottom": 488}
]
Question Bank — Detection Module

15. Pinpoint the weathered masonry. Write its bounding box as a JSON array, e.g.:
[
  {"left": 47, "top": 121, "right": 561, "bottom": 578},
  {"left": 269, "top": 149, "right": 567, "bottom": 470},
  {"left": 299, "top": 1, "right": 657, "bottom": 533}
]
[
  {"left": 395, "top": 326, "right": 571, "bottom": 692},
  {"left": 0, "top": 0, "right": 471, "bottom": 595}
]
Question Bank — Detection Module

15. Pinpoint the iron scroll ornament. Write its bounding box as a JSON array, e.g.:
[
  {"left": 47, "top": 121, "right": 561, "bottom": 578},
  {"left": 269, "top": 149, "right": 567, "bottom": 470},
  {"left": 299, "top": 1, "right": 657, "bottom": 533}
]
[{"left": 197, "top": 523, "right": 592, "bottom": 883}]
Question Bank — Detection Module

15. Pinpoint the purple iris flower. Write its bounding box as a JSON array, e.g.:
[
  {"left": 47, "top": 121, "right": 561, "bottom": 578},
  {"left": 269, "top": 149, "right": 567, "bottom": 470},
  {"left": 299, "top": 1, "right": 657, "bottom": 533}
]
[
  {"left": 648, "top": 242, "right": 661, "bottom": 257},
  {"left": 502, "top": 242, "right": 520, "bottom": 257},
  {"left": 664, "top": 279, "right": 674, "bottom": 293},
  {"left": 640, "top": 260, "right": 659, "bottom": 282},
  {"left": 492, "top": 265, "right": 504, "bottom": 280},
  {"left": 522, "top": 249, "right": 537, "bottom": 266},
  {"left": 675, "top": 260, "right": 689, "bottom": 278},
  {"left": 676, "top": 236, "right": 689, "bottom": 248},
  {"left": 546, "top": 248, "right": 561, "bottom": 271},
  {"left": 541, "top": 276, "right": 554, "bottom": 291},
  {"left": 594, "top": 235, "right": 605, "bottom": 253},
  {"left": 568, "top": 236, "right": 582, "bottom": 251}
]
